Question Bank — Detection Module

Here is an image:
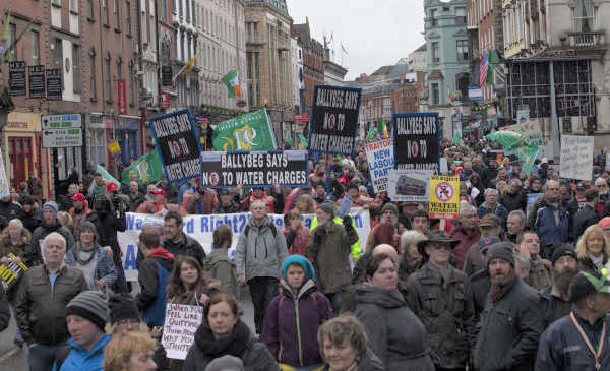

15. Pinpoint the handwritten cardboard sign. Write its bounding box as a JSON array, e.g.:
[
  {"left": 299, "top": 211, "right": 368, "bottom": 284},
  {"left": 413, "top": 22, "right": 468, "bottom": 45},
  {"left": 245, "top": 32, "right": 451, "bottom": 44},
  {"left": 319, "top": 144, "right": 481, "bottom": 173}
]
[
  {"left": 560, "top": 135, "right": 594, "bottom": 181},
  {"left": 161, "top": 303, "right": 203, "bottom": 360}
]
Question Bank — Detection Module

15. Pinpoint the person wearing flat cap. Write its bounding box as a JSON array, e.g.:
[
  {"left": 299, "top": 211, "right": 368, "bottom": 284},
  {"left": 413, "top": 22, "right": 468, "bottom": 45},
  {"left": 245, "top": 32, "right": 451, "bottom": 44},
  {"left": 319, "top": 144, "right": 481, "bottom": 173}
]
[
  {"left": 473, "top": 242, "right": 543, "bottom": 371},
  {"left": 405, "top": 231, "right": 475, "bottom": 370},
  {"left": 540, "top": 244, "right": 579, "bottom": 329},
  {"left": 463, "top": 214, "right": 502, "bottom": 276},
  {"left": 536, "top": 269, "right": 610, "bottom": 370},
  {"left": 52, "top": 291, "right": 112, "bottom": 371}
]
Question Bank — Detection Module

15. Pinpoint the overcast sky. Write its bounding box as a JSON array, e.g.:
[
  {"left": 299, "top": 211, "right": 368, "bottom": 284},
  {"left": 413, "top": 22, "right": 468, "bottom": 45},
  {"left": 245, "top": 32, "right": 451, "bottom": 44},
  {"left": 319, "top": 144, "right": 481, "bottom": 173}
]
[{"left": 286, "top": 0, "right": 425, "bottom": 80}]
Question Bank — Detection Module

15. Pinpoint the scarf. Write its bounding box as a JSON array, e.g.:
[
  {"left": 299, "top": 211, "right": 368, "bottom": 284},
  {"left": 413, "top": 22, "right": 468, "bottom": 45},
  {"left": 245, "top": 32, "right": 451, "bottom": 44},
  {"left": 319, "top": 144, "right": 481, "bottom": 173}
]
[
  {"left": 73, "top": 242, "right": 97, "bottom": 265},
  {"left": 489, "top": 274, "right": 516, "bottom": 303},
  {"left": 590, "top": 253, "right": 605, "bottom": 270},
  {"left": 194, "top": 320, "right": 251, "bottom": 359}
]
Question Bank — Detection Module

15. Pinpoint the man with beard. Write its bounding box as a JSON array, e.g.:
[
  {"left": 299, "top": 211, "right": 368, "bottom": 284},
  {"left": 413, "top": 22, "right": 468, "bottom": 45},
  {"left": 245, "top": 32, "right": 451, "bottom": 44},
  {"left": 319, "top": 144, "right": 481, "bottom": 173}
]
[
  {"left": 398, "top": 201, "right": 419, "bottom": 230},
  {"left": 505, "top": 209, "right": 526, "bottom": 244},
  {"left": 536, "top": 269, "right": 610, "bottom": 370},
  {"left": 473, "top": 242, "right": 543, "bottom": 371},
  {"left": 18, "top": 195, "right": 41, "bottom": 234},
  {"left": 58, "top": 183, "right": 79, "bottom": 211},
  {"left": 539, "top": 244, "right": 578, "bottom": 329},
  {"left": 517, "top": 230, "right": 552, "bottom": 290},
  {"left": 68, "top": 193, "right": 90, "bottom": 231},
  {"left": 527, "top": 179, "right": 570, "bottom": 259}
]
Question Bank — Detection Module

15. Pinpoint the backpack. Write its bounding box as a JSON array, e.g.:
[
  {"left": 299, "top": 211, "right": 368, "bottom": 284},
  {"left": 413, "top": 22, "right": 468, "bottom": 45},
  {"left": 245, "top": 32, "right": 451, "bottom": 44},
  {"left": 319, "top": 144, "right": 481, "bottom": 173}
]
[{"left": 243, "top": 223, "right": 277, "bottom": 239}]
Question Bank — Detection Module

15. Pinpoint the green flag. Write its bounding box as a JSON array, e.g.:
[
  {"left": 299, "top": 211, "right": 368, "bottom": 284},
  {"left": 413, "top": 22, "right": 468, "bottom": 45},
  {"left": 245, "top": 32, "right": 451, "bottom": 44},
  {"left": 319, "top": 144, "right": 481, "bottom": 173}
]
[
  {"left": 452, "top": 131, "right": 464, "bottom": 146},
  {"left": 284, "top": 132, "right": 295, "bottom": 147},
  {"left": 486, "top": 49, "right": 500, "bottom": 85},
  {"left": 486, "top": 130, "right": 539, "bottom": 174},
  {"left": 221, "top": 69, "right": 241, "bottom": 99},
  {"left": 121, "top": 151, "right": 164, "bottom": 185},
  {"left": 212, "top": 109, "right": 277, "bottom": 151},
  {"left": 297, "top": 132, "right": 308, "bottom": 147},
  {"left": 97, "top": 165, "right": 121, "bottom": 190},
  {"left": 366, "top": 127, "right": 378, "bottom": 141}
]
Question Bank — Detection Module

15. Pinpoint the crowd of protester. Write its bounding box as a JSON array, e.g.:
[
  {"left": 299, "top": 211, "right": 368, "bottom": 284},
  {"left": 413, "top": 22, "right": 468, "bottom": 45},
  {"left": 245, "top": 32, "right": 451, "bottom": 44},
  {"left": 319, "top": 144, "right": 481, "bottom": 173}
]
[{"left": 2, "top": 136, "right": 610, "bottom": 371}]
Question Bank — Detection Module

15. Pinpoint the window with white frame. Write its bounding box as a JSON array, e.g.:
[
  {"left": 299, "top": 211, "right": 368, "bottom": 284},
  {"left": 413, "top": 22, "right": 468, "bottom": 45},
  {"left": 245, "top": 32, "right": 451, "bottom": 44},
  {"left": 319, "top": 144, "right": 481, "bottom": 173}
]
[{"left": 574, "top": 0, "right": 594, "bottom": 32}]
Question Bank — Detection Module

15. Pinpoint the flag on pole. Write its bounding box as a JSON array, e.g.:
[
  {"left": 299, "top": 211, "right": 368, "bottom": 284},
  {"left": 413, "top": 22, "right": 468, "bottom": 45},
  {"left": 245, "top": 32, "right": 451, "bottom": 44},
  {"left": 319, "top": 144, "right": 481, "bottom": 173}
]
[
  {"left": 121, "top": 151, "right": 165, "bottom": 185},
  {"left": 96, "top": 165, "right": 121, "bottom": 190},
  {"left": 486, "top": 49, "right": 500, "bottom": 85},
  {"left": 0, "top": 11, "right": 11, "bottom": 59},
  {"left": 341, "top": 42, "right": 349, "bottom": 55},
  {"left": 381, "top": 119, "right": 388, "bottom": 138},
  {"left": 480, "top": 50, "right": 489, "bottom": 88},
  {"left": 181, "top": 51, "right": 200, "bottom": 76},
  {"left": 221, "top": 69, "right": 241, "bottom": 98}
]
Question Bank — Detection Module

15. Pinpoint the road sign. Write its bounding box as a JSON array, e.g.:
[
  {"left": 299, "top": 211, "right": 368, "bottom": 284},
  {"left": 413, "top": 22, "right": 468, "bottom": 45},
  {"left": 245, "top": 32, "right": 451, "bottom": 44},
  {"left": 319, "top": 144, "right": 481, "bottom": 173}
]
[
  {"left": 42, "top": 128, "right": 83, "bottom": 148},
  {"left": 42, "top": 114, "right": 82, "bottom": 129}
]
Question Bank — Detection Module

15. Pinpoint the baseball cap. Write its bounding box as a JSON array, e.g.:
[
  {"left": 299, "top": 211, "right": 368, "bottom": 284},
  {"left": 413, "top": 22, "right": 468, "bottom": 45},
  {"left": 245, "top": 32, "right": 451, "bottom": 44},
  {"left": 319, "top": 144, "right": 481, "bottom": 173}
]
[
  {"left": 107, "top": 182, "right": 119, "bottom": 192},
  {"left": 479, "top": 214, "right": 501, "bottom": 228},
  {"left": 150, "top": 188, "right": 166, "bottom": 197},
  {"left": 70, "top": 193, "right": 86, "bottom": 202}
]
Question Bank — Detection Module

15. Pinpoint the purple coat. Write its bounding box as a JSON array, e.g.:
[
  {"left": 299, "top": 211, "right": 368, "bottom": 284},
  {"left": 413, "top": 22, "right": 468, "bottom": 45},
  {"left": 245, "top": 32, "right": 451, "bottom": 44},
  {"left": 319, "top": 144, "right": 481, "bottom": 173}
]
[{"left": 261, "top": 279, "right": 333, "bottom": 367}]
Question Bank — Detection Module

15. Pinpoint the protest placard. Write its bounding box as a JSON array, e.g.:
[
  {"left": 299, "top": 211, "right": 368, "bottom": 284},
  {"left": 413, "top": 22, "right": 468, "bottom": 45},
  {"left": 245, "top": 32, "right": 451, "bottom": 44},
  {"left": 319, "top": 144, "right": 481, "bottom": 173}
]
[
  {"left": 149, "top": 109, "right": 202, "bottom": 183},
  {"left": 560, "top": 135, "right": 594, "bottom": 181},
  {"left": 428, "top": 175, "right": 460, "bottom": 220},
  {"left": 365, "top": 138, "right": 394, "bottom": 193},
  {"left": 392, "top": 113, "right": 440, "bottom": 172},
  {"left": 199, "top": 150, "right": 309, "bottom": 188},
  {"left": 211, "top": 109, "right": 277, "bottom": 151},
  {"left": 117, "top": 209, "right": 371, "bottom": 281},
  {"left": 309, "top": 85, "right": 362, "bottom": 155},
  {"left": 526, "top": 193, "right": 543, "bottom": 216},
  {"left": 0, "top": 253, "right": 28, "bottom": 290},
  {"left": 161, "top": 303, "right": 203, "bottom": 360},
  {"left": 387, "top": 170, "right": 433, "bottom": 202}
]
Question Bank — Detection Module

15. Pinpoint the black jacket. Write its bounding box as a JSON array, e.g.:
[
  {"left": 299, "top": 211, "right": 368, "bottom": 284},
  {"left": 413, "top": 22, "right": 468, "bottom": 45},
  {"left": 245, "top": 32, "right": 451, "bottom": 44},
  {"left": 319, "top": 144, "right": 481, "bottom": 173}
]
[
  {"left": 473, "top": 278, "right": 543, "bottom": 371},
  {"left": 19, "top": 209, "right": 42, "bottom": 234},
  {"left": 27, "top": 222, "right": 75, "bottom": 266},
  {"left": 86, "top": 209, "right": 126, "bottom": 261},
  {"left": 183, "top": 320, "right": 280, "bottom": 371},
  {"left": 212, "top": 200, "right": 241, "bottom": 214},
  {"left": 14, "top": 264, "right": 87, "bottom": 345},
  {"left": 0, "top": 286, "right": 9, "bottom": 332},
  {"left": 573, "top": 204, "right": 600, "bottom": 239},
  {"left": 162, "top": 234, "right": 206, "bottom": 266},
  {"left": 126, "top": 192, "right": 146, "bottom": 212},
  {"left": 500, "top": 189, "right": 527, "bottom": 212},
  {"left": 539, "top": 286, "right": 572, "bottom": 330},
  {"left": 481, "top": 168, "right": 498, "bottom": 188}
]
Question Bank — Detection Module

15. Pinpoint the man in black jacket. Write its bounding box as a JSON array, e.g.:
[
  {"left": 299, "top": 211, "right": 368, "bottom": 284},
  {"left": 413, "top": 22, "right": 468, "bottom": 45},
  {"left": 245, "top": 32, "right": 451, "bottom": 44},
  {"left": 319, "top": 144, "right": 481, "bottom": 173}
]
[
  {"left": 125, "top": 180, "right": 146, "bottom": 212},
  {"left": 500, "top": 179, "right": 526, "bottom": 212},
  {"left": 473, "top": 242, "right": 543, "bottom": 371},
  {"left": 19, "top": 195, "right": 42, "bottom": 234},
  {"left": 162, "top": 211, "right": 206, "bottom": 265},
  {"left": 27, "top": 201, "right": 75, "bottom": 266},
  {"left": 574, "top": 189, "right": 600, "bottom": 239},
  {"left": 481, "top": 158, "right": 498, "bottom": 188},
  {"left": 212, "top": 189, "right": 241, "bottom": 213}
]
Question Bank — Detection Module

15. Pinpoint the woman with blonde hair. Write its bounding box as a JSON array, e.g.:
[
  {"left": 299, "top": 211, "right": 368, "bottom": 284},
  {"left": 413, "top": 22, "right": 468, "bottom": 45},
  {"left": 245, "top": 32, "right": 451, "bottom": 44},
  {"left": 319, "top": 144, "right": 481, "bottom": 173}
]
[
  {"left": 296, "top": 194, "right": 316, "bottom": 214},
  {"left": 103, "top": 330, "right": 157, "bottom": 371},
  {"left": 398, "top": 230, "right": 427, "bottom": 281},
  {"left": 575, "top": 224, "right": 610, "bottom": 273}
]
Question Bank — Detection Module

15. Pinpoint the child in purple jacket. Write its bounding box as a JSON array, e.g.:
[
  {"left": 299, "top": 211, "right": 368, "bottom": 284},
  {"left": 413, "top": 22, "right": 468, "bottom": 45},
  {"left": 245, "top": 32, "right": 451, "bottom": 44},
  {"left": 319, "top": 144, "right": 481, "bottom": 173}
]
[{"left": 261, "top": 254, "right": 333, "bottom": 371}]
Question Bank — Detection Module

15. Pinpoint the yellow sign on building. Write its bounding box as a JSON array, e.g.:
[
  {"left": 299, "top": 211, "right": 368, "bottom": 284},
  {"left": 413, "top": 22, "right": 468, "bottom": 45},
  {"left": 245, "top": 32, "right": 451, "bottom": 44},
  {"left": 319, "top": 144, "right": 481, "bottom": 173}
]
[{"left": 428, "top": 175, "right": 460, "bottom": 220}]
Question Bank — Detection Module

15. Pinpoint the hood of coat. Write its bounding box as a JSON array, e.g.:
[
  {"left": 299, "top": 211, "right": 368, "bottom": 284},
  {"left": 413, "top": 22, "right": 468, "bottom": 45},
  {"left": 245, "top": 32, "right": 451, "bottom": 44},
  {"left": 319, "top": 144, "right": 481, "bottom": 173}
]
[
  {"left": 355, "top": 283, "right": 406, "bottom": 309},
  {"left": 202, "top": 249, "right": 234, "bottom": 270},
  {"left": 280, "top": 279, "right": 317, "bottom": 300}
]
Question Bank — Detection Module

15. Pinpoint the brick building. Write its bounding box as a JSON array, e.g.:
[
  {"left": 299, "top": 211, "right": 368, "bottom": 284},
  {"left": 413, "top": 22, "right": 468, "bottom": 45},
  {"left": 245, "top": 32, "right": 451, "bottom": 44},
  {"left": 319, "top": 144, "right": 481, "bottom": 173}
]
[{"left": 292, "top": 18, "right": 324, "bottom": 114}]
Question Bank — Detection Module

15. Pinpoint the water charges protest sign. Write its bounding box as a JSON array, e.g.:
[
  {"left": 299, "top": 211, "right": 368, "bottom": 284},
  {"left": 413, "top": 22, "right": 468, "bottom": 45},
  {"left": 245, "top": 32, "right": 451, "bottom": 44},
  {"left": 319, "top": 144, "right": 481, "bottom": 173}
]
[
  {"left": 162, "top": 304, "right": 203, "bottom": 360},
  {"left": 560, "top": 135, "right": 594, "bottom": 181},
  {"left": 309, "top": 85, "right": 362, "bottom": 155},
  {"left": 200, "top": 150, "right": 309, "bottom": 188},
  {"left": 392, "top": 113, "right": 440, "bottom": 172},
  {"left": 0, "top": 253, "right": 28, "bottom": 290},
  {"left": 365, "top": 139, "right": 394, "bottom": 193},
  {"left": 117, "top": 209, "right": 371, "bottom": 282},
  {"left": 149, "top": 109, "right": 202, "bottom": 183},
  {"left": 428, "top": 175, "right": 461, "bottom": 220}
]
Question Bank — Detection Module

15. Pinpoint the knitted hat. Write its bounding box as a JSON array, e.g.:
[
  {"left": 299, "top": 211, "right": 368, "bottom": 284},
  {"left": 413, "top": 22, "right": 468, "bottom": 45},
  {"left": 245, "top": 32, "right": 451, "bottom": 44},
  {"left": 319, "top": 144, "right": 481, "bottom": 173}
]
[
  {"left": 109, "top": 293, "right": 140, "bottom": 324},
  {"left": 551, "top": 244, "right": 577, "bottom": 266},
  {"left": 281, "top": 254, "right": 316, "bottom": 281},
  {"left": 317, "top": 202, "right": 334, "bottom": 216},
  {"left": 486, "top": 242, "right": 515, "bottom": 267},
  {"left": 381, "top": 202, "right": 399, "bottom": 218},
  {"left": 204, "top": 355, "right": 245, "bottom": 371},
  {"left": 77, "top": 221, "right": 98, "bottom": 240},
  {"left": 569, "top": 270, "right": 610, "bottom": 303},
  {"left": 20, "top": 195, "right": 35, "bottom": 205},
  {"left": 42, "top": 201, "right": 59, "bottom": 215},
  {"left": 66, "top": 291, "right": 109, "bottom": 331},
  {"left": 600, "top": 217, "right": 610, "bottom": 230}
]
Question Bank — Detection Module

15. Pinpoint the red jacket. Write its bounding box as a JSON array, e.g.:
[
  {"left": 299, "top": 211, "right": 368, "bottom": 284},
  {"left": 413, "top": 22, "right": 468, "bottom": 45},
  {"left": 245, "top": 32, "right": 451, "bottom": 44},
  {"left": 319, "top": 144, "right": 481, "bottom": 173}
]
[{"left": 449, "top": 226, "right": 481, "bottom": 270}]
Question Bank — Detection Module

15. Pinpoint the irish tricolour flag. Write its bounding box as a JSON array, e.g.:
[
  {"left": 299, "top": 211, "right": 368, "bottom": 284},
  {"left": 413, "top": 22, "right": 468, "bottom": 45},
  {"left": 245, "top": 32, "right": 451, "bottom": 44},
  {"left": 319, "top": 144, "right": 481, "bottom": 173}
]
[{"left": 222, "top": 69, "right": 242, "bottom": 98}]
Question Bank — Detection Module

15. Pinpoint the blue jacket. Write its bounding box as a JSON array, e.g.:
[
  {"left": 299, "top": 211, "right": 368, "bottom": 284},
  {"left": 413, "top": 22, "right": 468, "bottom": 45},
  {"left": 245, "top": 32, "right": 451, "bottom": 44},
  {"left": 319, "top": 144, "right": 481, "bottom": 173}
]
[
  {"left": 533, "top": 202, "right": 569, "bottom": 248},
  {"left": 65, "top": 243, "right": 118, "bottom": 289},
  {"left": 53, "top": 334, "right": 111, "bottom": 371}
]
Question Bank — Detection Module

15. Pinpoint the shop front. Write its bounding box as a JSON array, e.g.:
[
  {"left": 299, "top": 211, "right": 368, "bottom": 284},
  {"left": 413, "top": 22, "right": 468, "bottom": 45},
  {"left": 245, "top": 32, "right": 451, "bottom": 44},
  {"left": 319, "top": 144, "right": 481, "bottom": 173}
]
[
  {"left": 87, "top": 113, "right": 108, "bottom": 169},
  {"left": 115, "top": 116, "right": 141, "bottom": 165},
  {"left": 4, "top": 111, "right": 52, "bottom": 200}
]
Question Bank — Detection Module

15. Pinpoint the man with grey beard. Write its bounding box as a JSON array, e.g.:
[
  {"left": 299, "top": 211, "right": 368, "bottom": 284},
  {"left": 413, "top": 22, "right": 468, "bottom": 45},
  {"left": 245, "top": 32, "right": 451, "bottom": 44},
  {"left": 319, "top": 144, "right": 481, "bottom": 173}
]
[{"left": 539, "top": 244, "right": 579, "bottom": 329}]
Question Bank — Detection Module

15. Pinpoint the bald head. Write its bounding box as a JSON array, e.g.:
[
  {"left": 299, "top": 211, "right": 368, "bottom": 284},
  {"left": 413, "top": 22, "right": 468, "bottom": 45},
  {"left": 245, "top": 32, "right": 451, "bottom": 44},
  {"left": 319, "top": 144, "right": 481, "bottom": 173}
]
[{"left": 372, "top": 244, "right": 399, "bottom": 262}]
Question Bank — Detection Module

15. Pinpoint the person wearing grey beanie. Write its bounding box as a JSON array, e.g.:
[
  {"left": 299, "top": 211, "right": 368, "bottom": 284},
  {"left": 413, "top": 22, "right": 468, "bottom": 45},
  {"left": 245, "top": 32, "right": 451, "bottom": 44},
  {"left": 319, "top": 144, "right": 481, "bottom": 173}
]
[
  {"left": 204, "top": 355, "right": 245, "bottom": 371},
  {"left": 62, "top": 291, "right": 112, "bottom": 370}
]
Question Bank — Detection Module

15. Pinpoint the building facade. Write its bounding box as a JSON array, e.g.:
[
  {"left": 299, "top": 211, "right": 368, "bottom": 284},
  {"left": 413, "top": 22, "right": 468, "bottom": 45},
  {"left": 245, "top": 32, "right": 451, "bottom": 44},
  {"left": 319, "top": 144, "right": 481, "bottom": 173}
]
[
  {"left": 244, "top": 0, "right": 293, "bottom": 140},
  {"left": 292, "top": 18, "right": 324, "bottom": 115},
  {"left": 423, "top": 0, "right": 471, "bottom": 139},
  {"left": 323, "top": 48, "right": 348, "bottom": 86}
]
